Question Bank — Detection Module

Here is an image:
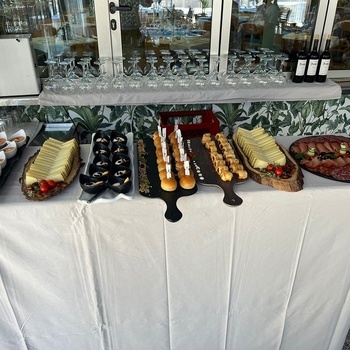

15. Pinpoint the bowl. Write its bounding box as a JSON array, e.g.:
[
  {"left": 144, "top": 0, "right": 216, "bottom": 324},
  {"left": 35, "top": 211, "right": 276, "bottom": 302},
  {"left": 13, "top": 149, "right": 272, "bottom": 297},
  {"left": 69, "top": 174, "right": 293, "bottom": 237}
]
[
  {"left": 2, "top": 141, "right": 17, "bottom": 159},
  {"left": 108, "top": 175, "right": 132, "bottom": 194},
  {"left": 111, "top": 142, "right": 128, "bottom": 155},
  {"left": 79, "top": 174, "right": 107, "bottom": 194},
  {"left": 8, "top": 129, "right": 27, "bottom": 148},
  {"left": 0, "top": 151, "right": 7, "bottom": 169},
  {"left": 88, "top": 164, "right": 109, "bottom": 181},
  {"left": 112, "top": 152, "right": 130, "bottom": 167},
  {"left": 0, "top": 132, "right": 7, "bottom": 148},
  {"left": 93, "top": 154, "right": 111, "bottom": 169},
  {"left": 93, "top": 131, "right": 110, "bottom": 146},
  {"left": 111, "top": 130, "right": 127, "bottom": 145},
  {"left": 93, "top": 142, "right": 111, "bottom": 158},
  {"left": 110, "top": 164, "right": 131, "bottom": 179}
]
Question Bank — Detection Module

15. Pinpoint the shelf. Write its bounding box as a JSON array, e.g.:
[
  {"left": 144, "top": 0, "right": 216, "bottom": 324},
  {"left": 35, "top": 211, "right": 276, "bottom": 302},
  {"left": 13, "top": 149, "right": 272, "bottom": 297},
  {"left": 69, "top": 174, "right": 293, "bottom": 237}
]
[{"left": 0, "top": 79, "right": 342, "bottom": 107}]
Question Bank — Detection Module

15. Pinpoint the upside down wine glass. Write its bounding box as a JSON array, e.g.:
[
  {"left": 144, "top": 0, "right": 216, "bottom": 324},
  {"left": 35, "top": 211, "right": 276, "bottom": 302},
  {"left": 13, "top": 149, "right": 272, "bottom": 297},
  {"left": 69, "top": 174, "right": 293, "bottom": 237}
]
[{"left": 112, "top": 57, "right": 127, "bottom": 90}]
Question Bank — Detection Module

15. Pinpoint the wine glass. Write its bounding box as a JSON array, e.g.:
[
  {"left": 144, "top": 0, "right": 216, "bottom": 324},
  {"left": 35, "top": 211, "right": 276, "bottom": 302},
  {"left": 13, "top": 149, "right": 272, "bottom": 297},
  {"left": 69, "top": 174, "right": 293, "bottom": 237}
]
[
  {"left": 95, "top": 58, "right": 112, "bottom": 92},
  {"left": 59, "top": 61, "right": 77, "bottom": 94},
  {"left": 224, "top": 54, "right": 240, "bottom": 88},
  {"left": 238, "top": 55, "right": 255, "bottom": 89},
  {"left": 128, "top": 55, "right": 144, "bottom": 90},
  {"left": 77, "top": 60, "right": 94, "bottom": 92},
  {"left": 43, "top": 59, "right": 61, "bottom": 93},
  {"left": 176, "top": 54, "right": 192, "bottom": 89},
  {"left": 193, "top": 55, "right": 208, "bottom": 89},
  {"left": 145, "top": 55, "right": 160, "bottom": 90},
  {"left": 207, "top": 55, "right": 222, "bottom": 88},
  {"left": 161, "top": 54, "right": 176, "bottom": 89},
  {"left": 271, "top": 55, "right": 288, "bottom": 88},
  {"left": 112, "top": 57, "right": 128, "bottom": 90},
  {"left": 254, "top": 54, "right": 270, "bottom": 89}
]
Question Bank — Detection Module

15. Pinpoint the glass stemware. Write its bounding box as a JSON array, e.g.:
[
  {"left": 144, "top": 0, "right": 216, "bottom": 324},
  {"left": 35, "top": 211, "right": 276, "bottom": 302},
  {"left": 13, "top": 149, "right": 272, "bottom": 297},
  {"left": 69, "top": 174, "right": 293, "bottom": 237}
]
[
  {"left": 239, "top": 55, "right": 255, "bottom": 89},
  {"left": 59, "top": 61, "right": 76, "bottom": 94},
  {"left": 271, "top": 55, "right": 288, "bottom": 88},
  {"left": 43, "top": 59, "right": 60, "bottom": 93},
  {"left": 77, "top": 60, "right": 94, "bottom": 92},
  {"left": 161, "top": 54, "right": 176, "bottom": 89},
  {"left": 145, "top": 55, "right": 160, "bottom": 90},
  {"left": 112, "top": 57, "right": 128, "bottom": 90},
  {"left": 128, "top": 55, "right": 143, "bottom": 90},
  {"left": 193, "top": 55, "right": 208, "bottom": 89},
  {"left": 95, "top": 57, "right": 112, "bottom": 92},
  {"left": 177, "top": 54, "right": 192, "bottom": 89},
  {"left": 207, "top": 55, "right": 222, "bottom": 88},
  {"left": 225, "top": 54, "right": 240, "bottom": 88},
  {"left": 254, "top": 54, "right": 270, "bottom": 89}
]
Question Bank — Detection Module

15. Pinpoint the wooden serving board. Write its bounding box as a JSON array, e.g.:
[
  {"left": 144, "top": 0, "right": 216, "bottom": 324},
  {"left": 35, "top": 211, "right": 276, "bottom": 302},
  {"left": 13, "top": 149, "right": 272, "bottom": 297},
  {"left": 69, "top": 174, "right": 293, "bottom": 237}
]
[
  {"left": 186, "top": 137, "right": 247, "bottom": 206},
  {"left": 232, "top": 133, "right": 304, "bottom": 192},
  {"left": 21, "top": 145, "right": 82, "bottom": 201},
  {"left": 138, "top": 138, "right": 197, "bottom": 223}
]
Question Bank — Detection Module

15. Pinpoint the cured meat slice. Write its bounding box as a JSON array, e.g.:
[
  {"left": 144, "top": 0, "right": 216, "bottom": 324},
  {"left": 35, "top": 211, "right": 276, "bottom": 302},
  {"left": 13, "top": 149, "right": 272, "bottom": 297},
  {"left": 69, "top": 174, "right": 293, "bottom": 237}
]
[
  {"left": 323, "top": 141, "right": 334, "bottom": 152},
  {"left": 331, "top": 142, "right": 340, "bottom": 151},
  {"left": 316, "top": 143, "right": 329, "bottom": 153},
  {"left": 290, "top": 144, "right": 301, "bottom": 154},
  {"left": 331, "top": 164, "right": 350, "bottom": 181},
  {"left": 298, "top": 142, "right": 308, "bottom": 153},
  {"left": 334, "top": 157, "right": 347, "bottom": 166}
]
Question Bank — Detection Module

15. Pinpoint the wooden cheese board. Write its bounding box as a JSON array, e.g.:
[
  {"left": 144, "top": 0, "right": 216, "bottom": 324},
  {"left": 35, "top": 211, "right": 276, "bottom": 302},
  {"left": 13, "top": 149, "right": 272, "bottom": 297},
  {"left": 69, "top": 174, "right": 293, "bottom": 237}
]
[
  {"left": 20, "top": 144, "right": 82, "bottom": 201},
  {"left": 186, "top": 137, "right": 247, "bottom": 206},
  {"left": 137, "top": 137, "right": 197, "bottom": 223},
  {"left": 232, "top": 133, "right": 304, "bottom": 192}
]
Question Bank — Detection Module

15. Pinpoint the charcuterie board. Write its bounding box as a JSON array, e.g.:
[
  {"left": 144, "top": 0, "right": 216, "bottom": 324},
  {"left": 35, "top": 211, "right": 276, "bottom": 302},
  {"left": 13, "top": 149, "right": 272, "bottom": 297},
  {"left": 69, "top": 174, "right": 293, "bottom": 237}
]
[
  {"left": 137, "top": 137, "right": 197, "bottom": 222},
  {"left": 289, "top": 134, "right": 350, "bottom": 182},
  {"left": 186, "top": 137, "right": 247, "bottom": 206}
]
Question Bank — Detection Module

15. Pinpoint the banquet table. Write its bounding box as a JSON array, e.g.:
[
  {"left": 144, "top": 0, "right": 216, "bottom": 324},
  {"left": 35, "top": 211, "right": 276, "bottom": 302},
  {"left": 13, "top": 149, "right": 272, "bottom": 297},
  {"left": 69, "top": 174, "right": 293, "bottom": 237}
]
[{"left": 0, "top": 136, "right": 350, "bottom": 350}]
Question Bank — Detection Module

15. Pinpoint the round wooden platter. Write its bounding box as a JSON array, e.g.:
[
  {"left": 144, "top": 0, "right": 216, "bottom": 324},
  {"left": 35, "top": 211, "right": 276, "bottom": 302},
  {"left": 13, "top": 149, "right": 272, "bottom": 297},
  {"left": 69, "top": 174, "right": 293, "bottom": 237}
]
[
  {"left": 232, "top": 133, "right": 304, "bottom": 192},
  {"left": 20, "top": 147, "right": 83, "bottom": 201},
  {"left": 186, "top": 137, "right": 247, "bottom": 206}
]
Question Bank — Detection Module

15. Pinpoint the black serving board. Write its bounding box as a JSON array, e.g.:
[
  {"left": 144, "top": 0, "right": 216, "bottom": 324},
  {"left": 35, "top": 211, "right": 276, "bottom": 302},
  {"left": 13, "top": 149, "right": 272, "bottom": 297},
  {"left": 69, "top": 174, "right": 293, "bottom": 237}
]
[
  {"left": 138, "top": 137, "right": 197, "bottom": 223},
  {"left": 186, "top": 137, "right": 246, "bottom": 206},
  {"left": 0, "top": 136, "right": 30, "bottom": 190}
]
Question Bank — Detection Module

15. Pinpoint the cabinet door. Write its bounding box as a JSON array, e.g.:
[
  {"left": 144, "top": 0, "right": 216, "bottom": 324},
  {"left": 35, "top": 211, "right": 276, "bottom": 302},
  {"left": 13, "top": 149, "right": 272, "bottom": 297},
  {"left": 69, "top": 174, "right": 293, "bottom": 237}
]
[{"left": 109, "top": 0, "right": 221, "bottom": 75}]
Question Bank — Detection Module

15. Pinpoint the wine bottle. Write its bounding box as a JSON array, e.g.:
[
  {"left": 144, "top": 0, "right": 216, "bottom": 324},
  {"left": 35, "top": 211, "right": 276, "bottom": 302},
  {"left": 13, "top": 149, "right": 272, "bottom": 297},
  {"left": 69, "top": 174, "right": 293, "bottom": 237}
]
[
  {"left": 316, "top": 35, "right": 331, "bottom": 83},
  {"left": 304, "top": 35, "right": 319, "bottom": 83},
  {"left": 292, "top": 35, "right": 308, "bottom": 83}
]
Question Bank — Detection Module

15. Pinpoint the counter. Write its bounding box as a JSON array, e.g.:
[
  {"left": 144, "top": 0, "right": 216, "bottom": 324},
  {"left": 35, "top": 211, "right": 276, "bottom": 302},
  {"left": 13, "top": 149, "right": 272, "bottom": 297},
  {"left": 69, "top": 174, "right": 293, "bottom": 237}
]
[{"left": 0, "top": 137, "right": 349, "bottom": 350}]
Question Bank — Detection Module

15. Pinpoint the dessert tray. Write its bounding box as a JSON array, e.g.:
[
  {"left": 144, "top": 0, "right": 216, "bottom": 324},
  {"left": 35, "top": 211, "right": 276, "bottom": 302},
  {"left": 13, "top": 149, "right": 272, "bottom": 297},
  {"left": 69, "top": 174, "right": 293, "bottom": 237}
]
[
  {"left": 78, "top": 131, "right": 135, "bottom": 204},
  {"left": 138, "top": 137, "right": 197, "bottom": 223},
  {"left": 0, "top": 132, "right": 29, "bottom": 190},
  {"left": 186, "top": 137, "right": 247, "bottom": 206},
  {"left": 289, "top": 134, "right": 350, "bottom": 182},
  {"left": 232, "top": 133, "right": 304, "bottom": 192}
]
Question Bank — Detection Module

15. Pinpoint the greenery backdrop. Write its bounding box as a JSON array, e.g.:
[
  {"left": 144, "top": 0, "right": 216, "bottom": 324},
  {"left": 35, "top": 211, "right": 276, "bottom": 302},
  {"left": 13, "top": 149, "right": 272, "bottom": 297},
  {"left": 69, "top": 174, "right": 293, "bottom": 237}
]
[{"left": 3, "top": 95, "right": 350, "bottom": 143}]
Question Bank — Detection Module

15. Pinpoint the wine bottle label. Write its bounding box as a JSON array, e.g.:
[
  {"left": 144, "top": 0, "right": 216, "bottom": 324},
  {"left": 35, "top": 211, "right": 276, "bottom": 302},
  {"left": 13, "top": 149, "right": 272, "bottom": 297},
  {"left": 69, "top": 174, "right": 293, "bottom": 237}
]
[
  {"left": 307, "top": 59, "right": 318, "bottom": 76},
  {"left": 295, "top": 60, "right": 307, "bottom": 76},
  {"left": 318, "top": 59, "right": 330, "bottom": 75}
]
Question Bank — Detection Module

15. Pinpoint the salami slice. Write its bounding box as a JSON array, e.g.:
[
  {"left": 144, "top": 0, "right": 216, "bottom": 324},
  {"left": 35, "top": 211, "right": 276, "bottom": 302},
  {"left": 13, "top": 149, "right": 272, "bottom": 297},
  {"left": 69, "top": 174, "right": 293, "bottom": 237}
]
[{"left": 331, "top": 164, "right": 350, "bottom": 181}]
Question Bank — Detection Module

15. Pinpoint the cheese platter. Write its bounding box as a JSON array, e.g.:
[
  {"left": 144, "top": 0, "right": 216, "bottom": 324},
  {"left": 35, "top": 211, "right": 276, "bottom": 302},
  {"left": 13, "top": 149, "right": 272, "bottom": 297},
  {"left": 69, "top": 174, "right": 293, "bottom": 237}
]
[
  {"left": 21, "top": 137, "right": 82, "bottom": 201},
  {"left": 232, "top": 127, "right": 304, "bottom": 192}
]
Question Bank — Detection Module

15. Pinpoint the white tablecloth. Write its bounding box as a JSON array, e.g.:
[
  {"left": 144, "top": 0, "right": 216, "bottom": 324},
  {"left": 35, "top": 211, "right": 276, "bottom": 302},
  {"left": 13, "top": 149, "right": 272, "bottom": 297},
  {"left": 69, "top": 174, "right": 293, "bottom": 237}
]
[
  {"left": 0, "top": 137, "right": 349, "bottom": 350},
  {"left": 38, "top": 79, "right": 342, "bottom": 106}
]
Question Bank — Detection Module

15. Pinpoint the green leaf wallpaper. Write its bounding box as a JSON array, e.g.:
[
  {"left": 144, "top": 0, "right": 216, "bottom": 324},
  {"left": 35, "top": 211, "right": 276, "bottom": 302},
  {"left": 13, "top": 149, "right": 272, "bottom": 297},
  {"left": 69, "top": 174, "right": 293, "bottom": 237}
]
[{"left": 3, "top": 95, "right": 350, "bottom": 143}]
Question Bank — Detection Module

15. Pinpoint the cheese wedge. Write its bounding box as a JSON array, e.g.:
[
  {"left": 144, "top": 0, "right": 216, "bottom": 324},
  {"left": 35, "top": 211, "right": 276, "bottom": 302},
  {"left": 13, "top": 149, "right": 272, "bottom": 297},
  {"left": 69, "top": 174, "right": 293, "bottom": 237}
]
[
  {"left": 236, "top": 127, "right": 286, "bottom": 169},
  {"left": 25, "top": 137, "right": 78, "bottom": 185}
]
